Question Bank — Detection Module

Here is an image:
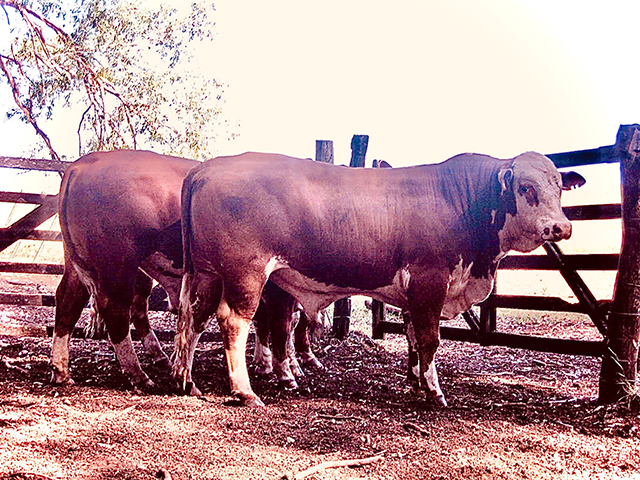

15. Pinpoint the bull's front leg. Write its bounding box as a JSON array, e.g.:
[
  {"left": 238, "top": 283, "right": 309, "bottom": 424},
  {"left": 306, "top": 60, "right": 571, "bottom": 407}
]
[
  {"left": 406, "top": 269, "right": 449, "bottom": 406},
  {"left": 130, "top": 270, "right": 170, "bottom": 370},
  {"left": 218, "top": 305, "right": 264, "bottom": 406}
]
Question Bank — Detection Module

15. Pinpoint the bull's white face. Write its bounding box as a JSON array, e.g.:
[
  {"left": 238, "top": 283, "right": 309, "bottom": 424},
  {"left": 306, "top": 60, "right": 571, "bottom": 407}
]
[{"left": 498, "top": 152, "right": 578, "bottom": 253}]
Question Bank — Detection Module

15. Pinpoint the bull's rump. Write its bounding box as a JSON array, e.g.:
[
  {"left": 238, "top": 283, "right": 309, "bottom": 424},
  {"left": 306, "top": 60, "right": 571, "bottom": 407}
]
[{"left": 60, "top": 150, "right": 197, "bottom": 277}]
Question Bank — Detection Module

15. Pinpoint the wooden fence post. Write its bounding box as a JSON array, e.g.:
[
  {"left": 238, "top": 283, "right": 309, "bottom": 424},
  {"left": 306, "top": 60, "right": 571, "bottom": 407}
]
[
  {"left": 599, "top": 124, "right": 640, "bottom": 404},
  {"left": 315, "top": 140, "right": 334, "bottom": 165}
]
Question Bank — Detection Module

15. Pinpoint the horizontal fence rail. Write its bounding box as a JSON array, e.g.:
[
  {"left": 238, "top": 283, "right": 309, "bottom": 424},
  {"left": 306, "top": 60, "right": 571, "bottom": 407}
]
[{"left": 0, "top": 144, "right": 625, "bottom": 359}]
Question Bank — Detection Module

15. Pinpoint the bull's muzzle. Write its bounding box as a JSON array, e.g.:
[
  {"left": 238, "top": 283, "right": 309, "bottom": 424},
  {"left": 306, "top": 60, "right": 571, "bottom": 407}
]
[{"left": 542, "top": 220, "right": 572, "bottom": 242}]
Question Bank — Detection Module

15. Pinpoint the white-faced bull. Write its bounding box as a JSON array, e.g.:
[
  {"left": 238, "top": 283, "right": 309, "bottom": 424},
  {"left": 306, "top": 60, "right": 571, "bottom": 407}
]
[{"left": 174, "top": 151, "right": 585, "bottom": 406}]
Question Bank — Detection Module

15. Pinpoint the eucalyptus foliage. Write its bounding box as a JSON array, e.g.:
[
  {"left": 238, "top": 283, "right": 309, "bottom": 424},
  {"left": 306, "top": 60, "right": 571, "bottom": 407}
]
[{"left": 0, "top": 0, "right": 229, "bottom": 160}]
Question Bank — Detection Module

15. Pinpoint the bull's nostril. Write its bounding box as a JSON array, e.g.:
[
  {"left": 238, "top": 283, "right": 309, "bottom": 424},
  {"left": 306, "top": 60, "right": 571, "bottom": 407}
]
[
  {"left": 543, "top": 227, "right": 551, "bottom": 236},
  {"left": 553, "top": 225, "right": 562, "bottom": 235}
]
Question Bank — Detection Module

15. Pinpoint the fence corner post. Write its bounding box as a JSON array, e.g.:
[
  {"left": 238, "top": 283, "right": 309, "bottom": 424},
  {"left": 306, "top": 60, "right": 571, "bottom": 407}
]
[{"left": 598, "top": 123, "right": 640, "bottom": 404}]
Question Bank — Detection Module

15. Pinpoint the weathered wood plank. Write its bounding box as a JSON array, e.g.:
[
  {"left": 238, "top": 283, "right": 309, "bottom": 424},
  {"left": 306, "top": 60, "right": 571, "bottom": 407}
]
[
  {"left": 563, "top": 203, "right": 621, "bottom": 221},
  {"left": 0, "top": 156, "right": 72, "bottom": 172},
  {"left": 44, "top": 326, "right": 217, "bottom": 343},
  {"left": 0, "top": 292, "right": 56, "bottom": 307},
  {"left": 500, "top": 253, "right": 619, "bottom": 271},
  {"left": 0, "top": 196, "right": 59, "bottom": 253},
  {"left": 0, "top": 262, "right": 64, "bottom": 274},
  {"left": 547, "top": 145, "right": 619, "bottom": 168},
  {"left": 0, "top": 229, "right": 62, "bottom": 242},
  {"left": 600, "top": 124, "right": 640, "bottom": 403},
  {"left": 491, "top": 294, "right": 585, "bottom": 313},
  {"left": 440, "top": 326, "right": 605, "bottom": 357},
  {"left": 0, "top": 191, "right": 57, "bottom": 205}
]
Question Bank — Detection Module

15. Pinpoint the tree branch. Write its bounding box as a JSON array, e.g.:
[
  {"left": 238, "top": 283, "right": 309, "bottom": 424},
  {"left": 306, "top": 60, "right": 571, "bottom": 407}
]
[{"left": 0, "top": 54, "right": 60, "bottom": 160}]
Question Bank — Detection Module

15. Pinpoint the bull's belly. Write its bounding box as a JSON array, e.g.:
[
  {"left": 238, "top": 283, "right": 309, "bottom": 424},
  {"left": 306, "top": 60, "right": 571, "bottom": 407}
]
[
  {"left": 267, "top": 258, "right": 494, "bottom": 323},
  {"left": 268, "top": 262, "right": 410, "bottom": 317}
]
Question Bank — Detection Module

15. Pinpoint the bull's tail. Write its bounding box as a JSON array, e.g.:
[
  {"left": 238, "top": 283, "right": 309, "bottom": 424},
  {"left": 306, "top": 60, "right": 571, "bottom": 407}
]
[{"left": 180, "top": 169, "right": 199, "bottom": 276}]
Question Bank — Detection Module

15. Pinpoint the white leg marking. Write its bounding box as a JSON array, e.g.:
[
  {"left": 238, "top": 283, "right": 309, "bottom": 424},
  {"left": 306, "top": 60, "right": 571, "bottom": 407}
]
[
  {"left": 423, "top": 360, "right": 447, "bottom": 406},
  {"left": 273, "top": 355, "right": 298, "bottom": 389},
  {"left": 51, "top": 334, "right": 72, "bottom": 384},
  {"left": 253, "top": 340, "right": 274, "bottom": 375},
  {"left": 298, "top": 351, "right": 323, "bottom": 370},
  {"left": 222, "top": 313, "right": 264, "bottom": 406},
  {"left": 142, "top": 331, "right": 170, "bottom": 366},
  {"left": 112, "top": 334, "right": 153, "bottom": 388}
]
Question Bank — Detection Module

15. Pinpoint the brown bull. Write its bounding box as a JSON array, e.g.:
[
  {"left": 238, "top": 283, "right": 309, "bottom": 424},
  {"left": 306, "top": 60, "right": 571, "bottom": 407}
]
[
  {"left": 174, "top": 151, "right": 584, "bottom": 406},
  {"left": 52, "top": 150, "right": 319, "bottom": 390}
]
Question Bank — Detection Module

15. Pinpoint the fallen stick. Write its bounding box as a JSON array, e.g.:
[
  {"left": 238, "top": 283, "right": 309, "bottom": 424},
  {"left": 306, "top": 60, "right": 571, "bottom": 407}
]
[
  {"left": 316, "top": 414, "right": 363, "bottom": 421},
  {"left": 4, "top": 473, "right": 57, "bottom": 480},
  {"left": 403, "top": 422, "right": 429, "bottom": 436},
  {"left": 1, "top": 356, "right": 29, "bottom": 374},
  {"left": 288, "top": 455, "right": 383, "bottom": 480}
]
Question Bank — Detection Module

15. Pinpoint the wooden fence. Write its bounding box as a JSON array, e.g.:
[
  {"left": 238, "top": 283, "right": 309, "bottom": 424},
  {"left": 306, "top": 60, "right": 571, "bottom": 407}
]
[{"left": 0, "top": 128, "right": 638, "bottom": 401}]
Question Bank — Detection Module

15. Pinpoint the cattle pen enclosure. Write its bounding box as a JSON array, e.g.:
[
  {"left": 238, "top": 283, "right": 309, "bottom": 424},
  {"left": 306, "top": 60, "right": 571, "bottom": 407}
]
[
  {"left": 1, "top": 128, "right": 640, "bottom": 480},
  {"left": 0, "top": 125, "right": 639, "bottom": 404}
]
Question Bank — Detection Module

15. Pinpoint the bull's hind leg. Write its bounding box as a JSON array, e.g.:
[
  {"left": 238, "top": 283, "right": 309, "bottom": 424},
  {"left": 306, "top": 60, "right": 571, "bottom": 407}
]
[
  {"left": 214, "top": 274, "right": 268, "bottom": 407},
  {"left": 94, "top": 278, "right": 154, "bottom": 390},
  {"left": 217, "top": 302, "right": 264, "bottom": 406},
  {"left": 262, "top": 282, "right": 298, "bottom": 389},
  {"left": 173, "top": 270, "right": 220, "bottom": 396},
  {"left": 130, "top": 270, "right": 170, "bottom": 369},
  {"left": 252, "top": 299, "right": 274, "bottom": 376},
  {"left": 51, "top": 264, "right": 90, "bottom": 385}
]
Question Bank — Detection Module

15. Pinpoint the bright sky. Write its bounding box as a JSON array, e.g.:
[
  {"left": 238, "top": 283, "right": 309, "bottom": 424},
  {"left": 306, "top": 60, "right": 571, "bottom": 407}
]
[
  {"left": 1, "top": 0, "right": 639, "bottom": 198},
  {"left": 2, "top": 0, "right": 638, "bottom": 165},
  {"left": 201, "top": 0, "right": 639, "bottom": 166}
]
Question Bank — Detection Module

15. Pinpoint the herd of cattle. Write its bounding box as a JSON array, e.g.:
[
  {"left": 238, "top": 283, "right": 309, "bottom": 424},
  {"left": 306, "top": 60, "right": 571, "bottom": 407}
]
[{"left": 49, "top": 149, "right": 585, "bottom": 407}]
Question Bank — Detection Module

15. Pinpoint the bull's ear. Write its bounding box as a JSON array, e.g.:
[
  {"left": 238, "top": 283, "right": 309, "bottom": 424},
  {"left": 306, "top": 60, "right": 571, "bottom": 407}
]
[
  {"left": 372, "top": 159, "right": 393, "bottom": 169},
  {"left": 561, "top": 171, "right": 586, "bottom": 190},
  {"left": 498, "top": 168, "right": 514, "bottom": 194}
]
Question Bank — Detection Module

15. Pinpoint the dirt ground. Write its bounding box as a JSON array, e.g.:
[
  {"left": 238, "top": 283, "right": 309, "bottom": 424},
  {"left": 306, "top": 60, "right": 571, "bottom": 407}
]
[{"left": 0, "top": 273, "right": 639, "bottom": 480}]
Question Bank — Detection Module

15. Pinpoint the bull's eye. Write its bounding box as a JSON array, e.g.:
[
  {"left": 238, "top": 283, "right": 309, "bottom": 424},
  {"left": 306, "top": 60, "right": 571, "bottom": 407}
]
[{"left": 518, "top": 184, "right": 539, "bottom": 206}]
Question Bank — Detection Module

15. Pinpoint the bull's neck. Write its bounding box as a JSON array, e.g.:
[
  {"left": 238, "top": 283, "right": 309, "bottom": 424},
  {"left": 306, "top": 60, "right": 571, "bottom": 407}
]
[{"left": 436, "top": 157, "right": 512, "bottom": 278}]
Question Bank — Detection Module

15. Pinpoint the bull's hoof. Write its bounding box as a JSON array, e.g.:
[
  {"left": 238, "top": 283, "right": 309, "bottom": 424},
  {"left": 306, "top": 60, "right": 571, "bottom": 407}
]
[
  {"left": 254, "top": 364, "right": 273, "bottom": 376},
  {"left": 277, "top": 378, "right": 299, "bottom": 390},
  {"left": 50, "top": 372, "right": 75, "bottom": 386},
  {"left": 433, "top": 395, "right": 448, "bottom": 407},
  {"left": 133, "top": 377, "right": 156, "bottom": 394},
  {"left": 243, "top": 396, "right": 266, "bottom": 408},
  {"left": 189, "top": 383, "right": 203, "bottom": 396},
  {"left": 175, "top": 381, "right": 202, "bottom": 396},
  {"left": 235, "top": 392, "right": 265, "bottom": 407},
  {"left": 289, "top": 361, "right": 304, "bottom": 377},
  {"left": 302, "top": 357, "right": 324, "bottom": 371}
]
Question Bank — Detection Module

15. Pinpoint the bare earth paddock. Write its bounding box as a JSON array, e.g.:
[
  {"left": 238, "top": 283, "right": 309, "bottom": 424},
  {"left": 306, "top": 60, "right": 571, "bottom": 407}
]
[{"left": 0, "top": 272, "right": 639, "bottom": 480}]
